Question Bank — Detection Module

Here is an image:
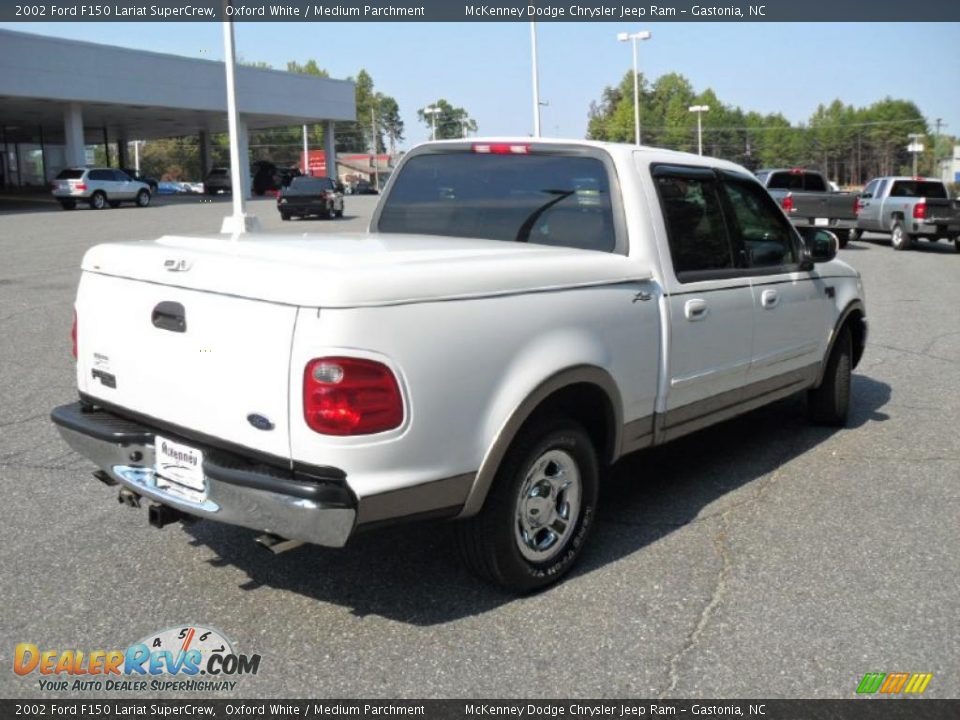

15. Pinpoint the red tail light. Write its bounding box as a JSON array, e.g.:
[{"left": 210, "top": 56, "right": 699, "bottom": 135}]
[
  {"left": 303, "top": 357, "right": 403, "bottom": 435},
  {"left": 472, "top": 143, "right": 530, "bottom": 155},
  {"left": 71, "top": 310, "right": 77, "bottom": 359},
  {"left": 913, "top": 202, "right": 926, "bottom": 220},
  {"left": 854, "top": 196, "right": 863, "bottom": 216},
  {"left": 75, "top": 183, "right": 87, "bottom": 191},
  {"left": 781, "top": 194, "right": 795, "bottom": 213}
]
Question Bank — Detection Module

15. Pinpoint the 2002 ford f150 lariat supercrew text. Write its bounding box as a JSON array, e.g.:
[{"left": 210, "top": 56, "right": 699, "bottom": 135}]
[{"left": 52, "top": 139, "right": 867, "bottom": 592}]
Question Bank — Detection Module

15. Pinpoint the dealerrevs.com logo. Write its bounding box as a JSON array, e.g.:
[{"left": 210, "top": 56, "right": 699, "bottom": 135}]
[{"left": 14, "top": 625, "right": 261, "bottom": 693}]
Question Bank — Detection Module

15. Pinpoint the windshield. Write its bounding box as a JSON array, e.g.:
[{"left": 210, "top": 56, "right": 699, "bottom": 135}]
[{"left": 377, "top": 152, "right": 617, "bottom": 253}]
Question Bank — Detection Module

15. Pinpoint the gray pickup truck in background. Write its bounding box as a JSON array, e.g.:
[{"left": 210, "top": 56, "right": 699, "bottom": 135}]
[
  {"left": 853, "top": 176, "right": 960, "bottom": 252},
  {"left": 756, "top": 168, "right": 859, "bottom": 248}
]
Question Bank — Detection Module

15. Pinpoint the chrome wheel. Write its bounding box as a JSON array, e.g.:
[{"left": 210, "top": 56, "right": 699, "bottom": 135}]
[{"left": 514, "top": 449, "right": 581, "bottom": 563}]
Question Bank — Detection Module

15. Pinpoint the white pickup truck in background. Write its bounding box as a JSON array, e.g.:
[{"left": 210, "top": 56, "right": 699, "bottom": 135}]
[{"left": 52, "top": 139, "right": 867, "bottom": 592}]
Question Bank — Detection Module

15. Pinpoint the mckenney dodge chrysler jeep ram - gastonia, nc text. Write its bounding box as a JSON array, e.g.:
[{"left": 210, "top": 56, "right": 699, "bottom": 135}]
[{"left": 52, "top": 139, "right": 867, "bottom": 591}]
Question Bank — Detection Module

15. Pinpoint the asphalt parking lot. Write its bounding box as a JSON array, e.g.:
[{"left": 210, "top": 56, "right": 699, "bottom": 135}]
[{"left": 1, "top": 196, "right": 957, "bottom": 699}]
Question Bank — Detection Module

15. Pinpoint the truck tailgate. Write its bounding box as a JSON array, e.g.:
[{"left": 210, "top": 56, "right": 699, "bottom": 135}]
[{"left": 75, "top": 271, "right": 297, "bottom": 460}]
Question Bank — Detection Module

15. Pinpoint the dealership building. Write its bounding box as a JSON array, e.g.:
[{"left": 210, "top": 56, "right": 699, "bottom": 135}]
[{"left": 0, "top": 29, "right": 356, "bottom": 196}]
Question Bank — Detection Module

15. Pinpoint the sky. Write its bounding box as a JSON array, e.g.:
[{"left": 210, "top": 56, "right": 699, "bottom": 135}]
[{"left": 3, "top": 21, "right": 959, "bottom": 149}]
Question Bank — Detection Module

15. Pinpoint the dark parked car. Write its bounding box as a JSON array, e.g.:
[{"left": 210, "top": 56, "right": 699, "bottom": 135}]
[
  {"left": 121, "top": 168, "right": 159, "bottom": 192},
  {"left": 203, "top": 167, "right": 231, "bottom": 195},
  {"left": 277, "top": 176, "right": 344, "bottom": 220},
  {"left": 352, "top": 180, "right": 379, "bottom": 195}
]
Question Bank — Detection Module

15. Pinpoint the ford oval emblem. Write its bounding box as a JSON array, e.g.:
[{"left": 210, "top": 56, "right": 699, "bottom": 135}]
[{"left": 247, "top": 413, "right": 275, "bottom": 431}]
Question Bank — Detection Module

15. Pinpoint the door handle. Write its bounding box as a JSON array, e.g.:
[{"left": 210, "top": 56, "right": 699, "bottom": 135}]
[
  {"left": 684, "top": 299, "right": 708, "bottom": 321},
  {"left": 761, "top": 289, "right": 779, "bottom": 309}
]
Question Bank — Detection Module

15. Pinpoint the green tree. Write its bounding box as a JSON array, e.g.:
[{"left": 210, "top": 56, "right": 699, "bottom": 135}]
[{"left": 417, "top": 99, "right": 477, "bottom": 140}]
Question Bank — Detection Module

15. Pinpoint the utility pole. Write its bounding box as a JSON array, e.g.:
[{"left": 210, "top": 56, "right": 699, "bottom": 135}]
[
  {"left": 371, "top": 107, "right": 379, "bottom": 191},
  {"left": 933, "top": 118, "right": 944, "bottom": 179},
  {"left": 530, "top": 22, "right": 541, "bottom": 137}
]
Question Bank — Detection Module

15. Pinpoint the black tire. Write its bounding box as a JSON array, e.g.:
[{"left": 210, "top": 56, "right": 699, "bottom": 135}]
[
  {"left": 335, "top": 206, "right": 344, "bottom": 218},
  {"left": 808, "top": 325, "right": 852, "bottom": 427},
  {"left": 280, "top": 212, "right": 290, "bottom": 221},
  {"left": 135, "top": 190, "right": 151, "bottom": 208},
  {"left": 953, "top": 237, "right": 960, "bottom": 253},
  {"left": 89, "top": 191, "right": 106, "bottom": 210},
  {"left": 326, "top": 205, "right": 337, "bottom": 220},
  {"left": 890, "top": 221, "right": 912, "bottom": 251},
  {"left": 205, "top": 188, "right": 216, "bottom": 196},
  {"left": 59, "top": 199, "right": 76, "bottom": 210},
  {"left": 836, "top": 230, "right": 849, "bottom": 249},
  {"left": 456, "top": 416, "right": 599, "bottom": 593},
  {"left": 848, "top": 228, "right": 862, "bottom": 243}
]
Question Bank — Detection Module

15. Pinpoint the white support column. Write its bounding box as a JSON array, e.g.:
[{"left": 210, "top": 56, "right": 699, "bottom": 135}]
[
  {"left": 324, "top": 120, "right": 336, "bottom": 181},
  {"left": 237, "top": 114, "right": 252, "bottom": 200},
  {"left": 63, "top": 103, "right": 85, "bottom": 168}
]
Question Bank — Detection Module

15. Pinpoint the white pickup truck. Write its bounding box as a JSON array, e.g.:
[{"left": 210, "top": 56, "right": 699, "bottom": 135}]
[{"left": 52, "top": 139, "right": 867, "bottom": 592}]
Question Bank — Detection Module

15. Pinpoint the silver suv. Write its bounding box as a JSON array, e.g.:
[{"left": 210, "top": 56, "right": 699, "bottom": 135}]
[{"left": 51, "top": 168, "right": 152, "bottom": 210}]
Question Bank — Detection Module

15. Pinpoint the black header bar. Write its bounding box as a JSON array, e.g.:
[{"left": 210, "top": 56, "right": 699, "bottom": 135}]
[{"left": 3, "top": 0, "right": 958, "bottom": 22}]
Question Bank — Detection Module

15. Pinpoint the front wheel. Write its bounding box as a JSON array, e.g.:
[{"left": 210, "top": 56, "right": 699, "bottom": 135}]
[
  {"left": 890, "top": 221, "right": 912, "bottom": 251},
  {"left": 136, "top": 190, "right": 151, "bottom": 207},
  {"left": 808, "top": 325, "right": 852, "bottom": 427},
  {"left": 456, "top": 416, "right": 599, "bottom": 593}
]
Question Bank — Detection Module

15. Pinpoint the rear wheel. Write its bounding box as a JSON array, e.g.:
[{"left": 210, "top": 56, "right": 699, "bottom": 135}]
[
  {"left": 136, "top": 190, "right": 151, "bottom": 207},
  {"left": 848, "top": 228, "right": 862, "bottom": 243},
  {"left": 456, "top": 416, "right": 599, "bottom": 593},
  {"left": 808, "top": 325, "right": 852, "bottom": 427},
  {"left": 836, "top": 230, "right": 849, "bottom": 249},
  {"left": 58, "top": 199, "right": 76, "bottom": 210},
  {"left": 890, "top": 221, "right": 911, "bottom": 251},
  {"left": 280, "top": 212, "right": 290, "bottom": 221},
  {"left": 89, "top": 191, "right": 106, "bottom": 210}
]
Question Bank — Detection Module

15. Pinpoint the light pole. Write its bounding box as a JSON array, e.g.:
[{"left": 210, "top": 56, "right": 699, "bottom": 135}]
[
  {"left": 424, "top": 106, "right": 442, "bottom": 141},
  {"left": 617, "top": 30, "right": 651, "bottom": 146},
  {"left": 689, "top": 104, "right": 710, "bottom": 156},
  {"left": 530, "top": 22, "right": 542, "bottom": 137}
]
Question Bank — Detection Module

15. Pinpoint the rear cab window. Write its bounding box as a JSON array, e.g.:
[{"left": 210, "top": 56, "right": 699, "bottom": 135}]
[
  {"left": 376, "top": 147, "right": 621, "bottom": 254},
  {"left": 889, "top": 181, "right": 947, "bottom": 199}
]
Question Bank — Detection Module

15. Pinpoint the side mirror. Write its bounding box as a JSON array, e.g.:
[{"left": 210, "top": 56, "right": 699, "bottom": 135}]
[{"left": 797, "top": 228, "right": 839, "bottom": 266}]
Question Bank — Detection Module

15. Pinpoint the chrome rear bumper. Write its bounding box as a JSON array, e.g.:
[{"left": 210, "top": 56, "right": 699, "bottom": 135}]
[{"left": 51, "top": 402, "right": 356, "bottom": 547}]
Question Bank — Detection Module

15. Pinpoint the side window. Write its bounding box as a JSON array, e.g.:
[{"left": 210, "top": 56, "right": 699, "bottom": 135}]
[
  {"left": 89, "top": 169, "right": 111, "bottom": 181},
  {"left": 861, "top": 180, "right": 879, "bottom": 199},
  {"left": 113, "top": 170, "right": 131, "bottom": 182},
  {"left": 804, "top": 173, "right": 827, "bottom": 192},
  {"left": 655, "top": 174, "right": 734, "bottom": 279},
  {"left": 721, "top": 179, "right": 798, "bottom": 269}
]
